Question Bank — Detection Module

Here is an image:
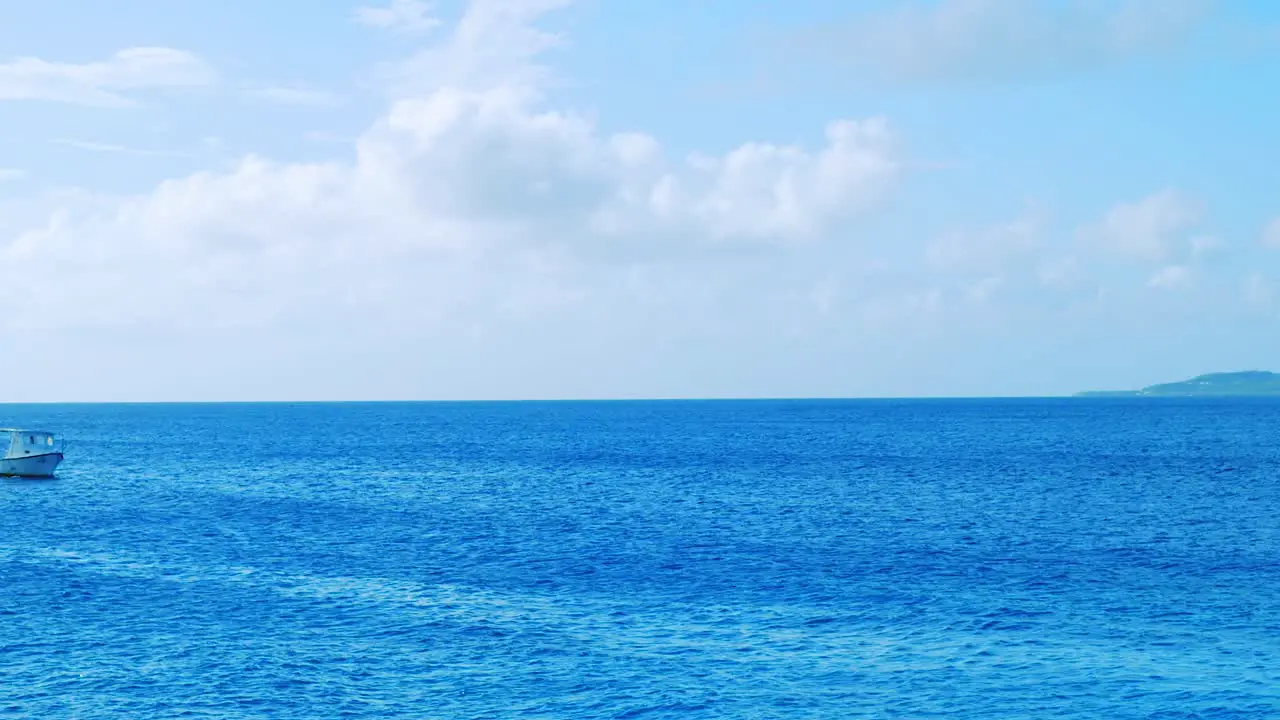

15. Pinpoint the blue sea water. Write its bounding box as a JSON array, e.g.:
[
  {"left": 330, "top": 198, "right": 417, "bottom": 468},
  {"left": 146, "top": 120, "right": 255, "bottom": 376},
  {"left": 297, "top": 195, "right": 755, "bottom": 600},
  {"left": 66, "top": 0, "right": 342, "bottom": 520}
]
[{"left": 1, "top": 398, "right": 1278, "bottom": 718}]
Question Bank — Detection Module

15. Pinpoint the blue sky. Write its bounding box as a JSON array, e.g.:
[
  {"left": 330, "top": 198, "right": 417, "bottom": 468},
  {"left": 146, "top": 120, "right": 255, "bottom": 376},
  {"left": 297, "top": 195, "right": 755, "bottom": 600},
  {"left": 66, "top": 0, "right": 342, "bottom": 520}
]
[{"left": 1, "top": 0, "right": 1279, "bottom": 401}]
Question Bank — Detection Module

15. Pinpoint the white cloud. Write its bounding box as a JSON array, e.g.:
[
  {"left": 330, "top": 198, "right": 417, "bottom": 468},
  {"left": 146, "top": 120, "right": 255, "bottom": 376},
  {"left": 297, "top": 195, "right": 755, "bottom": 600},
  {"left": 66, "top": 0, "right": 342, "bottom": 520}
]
[
  {"left": 1037, "top": 256, "right": 1083, "bottom": 289},
  {"left": 1190, "top": 234, "right": 1224, "bottom": 258},
  {"left": 1244, "top": 272, "right": 1275, "bottom": 309},
  {"left": 304, "top": 131, "right": 353, "bottom": 144},
  {"left": 384, "top": 0, "right": 572, "bottom": 96},
  {"left": 0, "top": 47, "right": 216, "bottom": 107},
  {"left": 247, "top": 86, "right": 342, "bottom": 107},
  {"left": 52, "top": 138, "right": 187, "bottom": 157},
  {"left": 1262, "top": 217, "right": 1280, "bottom": 248},
  {"left": 354, "top": 0, "right": 441, "bottom": 34},
  {"left": 859, "top": 288, "right": 943, "bottom": 328},
  {"left": 778, "top": 0, "right": 1210, "bottom": 85},
  {"left": 1147, "top": 264, "right": 1191, "bottom": 289},
  {"left": 921, "top": 192, "right": 1220, "bottom": 302},
  {"left": 1091, "top": 189, "right": 1202, "bottom": 261},
  {"left": 807, "top": 275, "right": 841, "bottom": 314},
  {"left": 591, "top": 118, "right": 899, "bottom": 243},
  {"left": 965, "top": 276, "right": 1003, "bottom": 302},
  {"left": 925, "top": 210, "right": 1041, "bottom": 271},
  {"left": 0, "top": 0, "right": 899, "bottom": 340}
]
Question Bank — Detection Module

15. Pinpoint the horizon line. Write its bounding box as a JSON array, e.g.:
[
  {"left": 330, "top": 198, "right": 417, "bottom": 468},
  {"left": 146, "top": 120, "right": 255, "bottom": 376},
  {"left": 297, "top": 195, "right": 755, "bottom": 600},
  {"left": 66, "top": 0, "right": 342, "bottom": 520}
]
[{"left": 0, "top": 394, "right": 1253, "bottom": 406}]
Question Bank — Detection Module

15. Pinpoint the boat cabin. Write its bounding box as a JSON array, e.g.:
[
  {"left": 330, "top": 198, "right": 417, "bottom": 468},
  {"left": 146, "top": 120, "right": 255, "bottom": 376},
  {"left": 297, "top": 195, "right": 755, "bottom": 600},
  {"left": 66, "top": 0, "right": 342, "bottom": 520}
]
[{"left": 1, "top": 429, "right": 59, "bottom": 459}]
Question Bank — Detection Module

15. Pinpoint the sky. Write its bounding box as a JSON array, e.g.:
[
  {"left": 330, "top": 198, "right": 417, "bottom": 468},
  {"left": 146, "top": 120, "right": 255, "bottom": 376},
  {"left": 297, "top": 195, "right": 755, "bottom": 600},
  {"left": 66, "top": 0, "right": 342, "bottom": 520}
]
[{"left": 1, "top": 0, "right": 1279, "bottom": 402}]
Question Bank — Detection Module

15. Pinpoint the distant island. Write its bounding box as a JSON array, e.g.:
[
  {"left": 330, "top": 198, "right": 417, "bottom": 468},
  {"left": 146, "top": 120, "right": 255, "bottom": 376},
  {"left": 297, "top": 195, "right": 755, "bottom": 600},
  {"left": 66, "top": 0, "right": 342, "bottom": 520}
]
[{"left": 1076, "top": 371, "right": 1280, "bottom": 397}]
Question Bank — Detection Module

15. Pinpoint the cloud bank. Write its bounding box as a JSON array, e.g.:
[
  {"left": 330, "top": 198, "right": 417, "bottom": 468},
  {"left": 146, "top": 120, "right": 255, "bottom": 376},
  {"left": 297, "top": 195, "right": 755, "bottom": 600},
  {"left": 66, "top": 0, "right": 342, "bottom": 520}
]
[
  {"left": 0, "top": 47, "right": 216, "bottom": 106},
  {"left": 775, "top": 0, "right": 1212, "bottom": 85},
  {"left": 0, "top": 0, "right": 907, "bottom": 400},
  {"left": 0, "top": 0, "right": 1270, "bottom": 401}
]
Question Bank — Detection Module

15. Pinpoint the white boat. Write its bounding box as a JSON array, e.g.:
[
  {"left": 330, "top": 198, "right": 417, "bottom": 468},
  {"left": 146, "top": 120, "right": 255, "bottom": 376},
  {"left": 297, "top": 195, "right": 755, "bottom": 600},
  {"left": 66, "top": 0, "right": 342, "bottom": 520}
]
[{"left": 0, "top": 428, "right": 65, "bottom": 477}]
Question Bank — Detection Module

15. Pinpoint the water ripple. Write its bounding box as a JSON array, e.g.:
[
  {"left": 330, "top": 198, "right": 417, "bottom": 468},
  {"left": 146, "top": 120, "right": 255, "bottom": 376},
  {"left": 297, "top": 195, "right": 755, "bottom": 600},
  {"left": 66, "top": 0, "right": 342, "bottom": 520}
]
[{"left": 1, "top": 399, "right": 1278, "bottom": 717}]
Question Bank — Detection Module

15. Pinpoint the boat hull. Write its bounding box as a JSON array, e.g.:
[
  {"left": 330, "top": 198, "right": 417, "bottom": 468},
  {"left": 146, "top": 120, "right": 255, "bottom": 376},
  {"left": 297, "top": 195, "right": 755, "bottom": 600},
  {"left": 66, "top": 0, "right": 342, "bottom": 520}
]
[{"left": 0, "top": 452, "right": 63, "bottom": 478}]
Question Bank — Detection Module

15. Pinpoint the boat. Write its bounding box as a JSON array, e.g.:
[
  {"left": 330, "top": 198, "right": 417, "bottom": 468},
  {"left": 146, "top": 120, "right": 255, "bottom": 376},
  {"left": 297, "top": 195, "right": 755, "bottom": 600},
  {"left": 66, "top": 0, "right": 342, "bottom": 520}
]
[{"left": 0, "top": 428, "right": 65, "bottom": 477}]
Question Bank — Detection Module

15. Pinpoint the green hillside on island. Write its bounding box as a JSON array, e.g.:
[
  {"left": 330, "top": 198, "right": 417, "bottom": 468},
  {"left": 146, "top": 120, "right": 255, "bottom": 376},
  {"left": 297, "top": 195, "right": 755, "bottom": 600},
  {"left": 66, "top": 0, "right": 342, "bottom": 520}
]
[{"left": 1076, "top": 371, "right": 1280, "bottom": 397}]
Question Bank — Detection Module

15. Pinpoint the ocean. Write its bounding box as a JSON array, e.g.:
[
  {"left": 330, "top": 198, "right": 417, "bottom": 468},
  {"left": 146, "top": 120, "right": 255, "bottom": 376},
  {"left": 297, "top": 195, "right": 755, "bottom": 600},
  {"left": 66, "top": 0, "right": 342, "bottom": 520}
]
[{"left": 1, "top": 399, "right": 1277, "bottom": 718}]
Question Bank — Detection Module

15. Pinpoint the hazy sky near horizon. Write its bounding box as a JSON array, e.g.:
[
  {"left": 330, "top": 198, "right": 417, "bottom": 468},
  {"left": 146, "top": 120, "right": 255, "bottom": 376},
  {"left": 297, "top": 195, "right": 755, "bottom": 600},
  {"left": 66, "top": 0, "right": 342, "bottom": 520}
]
[{"left": 2, "top": 0, "right": 1279, "bottom": 401}]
